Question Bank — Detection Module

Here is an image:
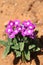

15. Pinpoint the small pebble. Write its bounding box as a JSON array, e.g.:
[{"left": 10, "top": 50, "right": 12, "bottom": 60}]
[{"left": 14, "top": 3, "right": 18, "bottom": 6}]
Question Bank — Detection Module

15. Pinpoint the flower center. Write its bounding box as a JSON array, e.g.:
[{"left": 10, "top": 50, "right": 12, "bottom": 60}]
[
  {"left": 27, "top": 22, "right": 30, "bottom": 25},
  {"left": 15, "top": 22, "right": 18, "bottom": 24},
  {"left": 8, "top": 29, "right": 11, "bottom": 32},
  {"left": 10, "top": 22, "right": 13, "bottom": 25},
  {"left": 29, "top": 26, "right": 32, "bottom": 28},
  {"left": 28, "top": 30, "right": 31, "bottom": 33}
]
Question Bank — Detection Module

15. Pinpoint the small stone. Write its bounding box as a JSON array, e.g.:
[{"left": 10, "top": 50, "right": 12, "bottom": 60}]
[{"left": 15, "top": 3, "right": 18, "bottom": 6}]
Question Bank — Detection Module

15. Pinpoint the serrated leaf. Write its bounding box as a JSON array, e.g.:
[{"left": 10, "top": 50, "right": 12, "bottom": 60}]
[
  {"left": 0, "top": 40, "right": 8, "bottom": 46},
  {"left": 11, "top": 43, "right": 19, "bottom": 50},
  {"left": 19, "top": 42, "right": 24, "bottom": 51},
  {"left": 24, "top": 51, "right": 30, "bottom": 61},
  {"left": 15, "top": 50, "right": 21, "bottom": 57},
  {"left": 2, "top": 46, "right": 10, "bottom": 58},
  {"left": 29, "top": 44, "right": 36, "bottom": 50}
]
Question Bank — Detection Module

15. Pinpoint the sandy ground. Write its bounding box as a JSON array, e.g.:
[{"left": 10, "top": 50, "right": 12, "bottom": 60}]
[{"left": 0, "top": 0, "right": 43, "bottom": 65}]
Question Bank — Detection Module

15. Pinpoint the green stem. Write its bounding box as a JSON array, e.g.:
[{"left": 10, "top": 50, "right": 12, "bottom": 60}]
[{"left": 21, "top": 51, "right": 25, "bottom": 63}]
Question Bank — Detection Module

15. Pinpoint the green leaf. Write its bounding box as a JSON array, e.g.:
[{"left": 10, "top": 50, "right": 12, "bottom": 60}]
[
  {"left": 19, "top": 42, "right": 24, "bottom": 52},
  {"left": 36, "top": 47, "right": 40, "bottom": 51},
  {"left": 24, "top": 51, "right": 30, "bottom": 61},
  {"left": 8, "top": 38, "right": 12, "bottom": 42},
  {"left": 15, "top": 50, "right": 21, "bottom": 57},
  {"left": 32, "top": 47, "right": 40, "bottom": 52},
  {"left": 0, "top": 40, "right": 8, "bottom": 46},
  {"left": 2, "top": 46, "right": 10, "bottom": 58},
  {"left": 8, "top": 38, "right": 13, "bottom": 45},
  {"left": 13, "top": 38, "right": 17, "bottom": 43},
  {"left": 23, "top": 37, "right": 27, "bottom": 41},
  {"left": 29, "top": 44, "right": 36, "bottom": 50},
  {"left": 11, "top": 43, "right": 19, "bottom": 50}
]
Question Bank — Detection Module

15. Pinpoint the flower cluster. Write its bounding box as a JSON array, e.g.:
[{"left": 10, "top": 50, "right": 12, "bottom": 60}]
[{"left": 5, "top": 20, "right": 35, "bottom": 39}]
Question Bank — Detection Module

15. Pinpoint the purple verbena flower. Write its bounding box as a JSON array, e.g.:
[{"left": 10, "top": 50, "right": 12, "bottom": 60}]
[
  {"left": 17, "top": 26, "right": 22, "bottom": 32},
  {"left": 14, "top": 29, "right": 19, "bottom": 35},
  {"left": 14, "top": 20, "right": 20, "bottom": 27},
  {"left": 5, "top": 27, "right": 13, "bottom": 35},
  {"left": 9, "top": 32, "right": 15, "bottom": 39},
  {"left": 26, "top": 29, "right": 33, "bottom": 36},
  {"left": 22, "top": 20, "right": 31, "bottom": 27},
  {"left": 7, "top": 25, "right": 11, "bottom": 28},
  {"left": 21, "top": 30, "right": 27, "bottom": 36},
  {"left": 21, "top": 26, "right": 25, "bottom": 31},
  {"left": 28, "top": 23, "right": 35, "bottom": 30},
  {"left": 26, "top": 20, "right": 31, "bottom": 26},
  {"left": 7, "top": 20, "right": 14, "bottom": 27}
]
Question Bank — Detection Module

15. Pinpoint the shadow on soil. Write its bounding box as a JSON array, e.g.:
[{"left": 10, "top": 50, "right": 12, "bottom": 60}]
[
  {"left": 31, "top": 36, "right": 43, "bottom": 65},
  {"left": 13, "top": 57, "right": 21, "bottom": 65},
  {"left": 13, "top": 31, "right": 43, "bottom": 65}
]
